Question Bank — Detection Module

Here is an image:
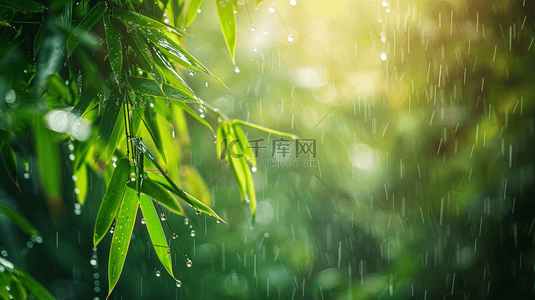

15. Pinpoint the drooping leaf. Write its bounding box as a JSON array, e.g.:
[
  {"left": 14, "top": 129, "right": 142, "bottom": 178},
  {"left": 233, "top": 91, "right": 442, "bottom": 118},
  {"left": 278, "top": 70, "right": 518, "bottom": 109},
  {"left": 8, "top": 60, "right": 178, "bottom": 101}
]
[
  {"left": 231, "top": 122, "right": 256, "bottom": 167},
  {"left": 215, "top": 0, "right": 236, "bottom": 64},
  {"left": 154, "top": 108, "right": 180, "bottom": 181},
  {"left": 224, "top": 124, "right": 247, "bottom": 202},
  {"left": 128, "top": 29, "right": 155, "bottom": 74},
  {"left": 98, "top": 86, "right": 124, "bottom": 145},
  {"left": 15, "top": 268, "right": 55, "bottom": 300},
  {"left": 127, "top": 76, "right": 197, "bottom": 103},
  {"left": 0, "top": 0, "right": 46, "bottom": 13},
  {"left": 232, "top": 119, "right": 299, "bottom": 139},
  {"left": 107, "top": 187, "right": 138, "bottom": 298},
  {"left": 93, "top": 157, "right": 130, "bottom": 246},
  {"left": 139, "top": 194, "right": 174, "bottom": 278},
  {"left": 74, "top": 163, "right": 89, "bottom": 205},
  {"left": 184, "top": 0, "right": 204, "bottom": 27},
  {"left": 127, "top": 178, "right": 184, "bottom": 216},
  {"left": 152, "top": 47, "right": 197, "bottom": 100},
  {"left": 171, "top": 105, "right": 191, "bottom": 147},
  {"left": 66, "top": 1, "right": 107, "bottom": 58},
  {"left": 0, "top": 204, "right": 40, "bottom": 237},
  {"left": 102, "top": 102, "right": 125, "bottom": 162},
  {"left": 103, "top": 12, "right": 123, "bottom": 86},
  {"left": 216, "top": 122, "right": 227, "bottom": 163}
]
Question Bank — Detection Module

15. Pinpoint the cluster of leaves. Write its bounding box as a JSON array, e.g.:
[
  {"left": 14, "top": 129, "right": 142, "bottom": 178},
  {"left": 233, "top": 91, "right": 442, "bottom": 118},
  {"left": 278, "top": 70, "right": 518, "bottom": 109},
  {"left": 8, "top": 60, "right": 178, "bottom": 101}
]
[{"left": 0, "top": 0, "right": 296, "bottom": 299}]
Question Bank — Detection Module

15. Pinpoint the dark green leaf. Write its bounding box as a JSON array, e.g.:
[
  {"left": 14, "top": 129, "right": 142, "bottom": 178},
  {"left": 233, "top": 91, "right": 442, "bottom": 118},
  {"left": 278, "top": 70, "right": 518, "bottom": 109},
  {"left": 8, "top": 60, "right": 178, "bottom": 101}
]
[
  {"left": 0, "top": 204, "right": 40, "bottom": 237},
  {"left": 112, "top": 9, "right": 185, "bottom": 37},
  {"left": 139, "top": 194, "right": 174, "bottom": 278},
  {"left": 74, "top": 163, "right": 89, "bottom": 205},
  {"left": 127, "top": 76, "right": 197, "bottom": 103},
  {"left": 1, "top": 136, "right": 18, "bottom": 188},
  {"left": 9, "top": 277, "right": 27, "bottom": 300},
  {"left": 128, "top": 29, "right": 155, "bottom": 74},
  {"left": 93, "top": 157, "right": 130, "bottom": 246},
  {"left": 45, "top": 74, "right": 72, "bottom": 105},
  {"left": 215, "top": 0, "right": 236, "bottom": 64},
  {"left": 127, "top": 179, "right": 184, "bottom": 216},
  {"left": 98, "top": 87, "right": 124, "bottom": 145},
  {"left": 33, "top": 25, "right": 44, "bottom": 58},
  {"left": 66, "top": 1, "right": 107, "bottom": 58},
  {"left": 103, "top": 12, "right": 123, "bottom": 86},
  {"left": 0, "top": 0, "right": 46, "bottom": 13},
  {"left": 108, "top": 187, "right": 138, "bottom": 298},
  {"left": 152, "top": 47, "right": 197, "bottom": 100},
  {"left": 16, "top": 268, "right": 55, "bottom": 300},
  {"left": 185, "top": 0, "right": 204, "bottom": 27}
]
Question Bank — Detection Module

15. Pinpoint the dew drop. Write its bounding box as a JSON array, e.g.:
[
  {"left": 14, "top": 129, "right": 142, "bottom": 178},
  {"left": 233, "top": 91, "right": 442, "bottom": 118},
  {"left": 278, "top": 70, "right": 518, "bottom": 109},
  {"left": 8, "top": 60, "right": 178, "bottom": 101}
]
[
  {"left": 290, "top": 0, "right": 297, "bottom": 5},
  {"left": 252, "top": 167, "right": 257, "bottom": 172},
  {"left": 264, "top": 30, "right": 268, "bottom": 35},
  {"left": 189, "top": 69, "right": 196, "bottom": 76},
  {"left": 268, "top": 6, "right": 275, "bottom": 13},
  {"left": 141, "top": 218, "right": 146, "bottom": 225},
  {"left": 195, "top": 210, "right": 201, "bottom": 215},
  {"left": 287, "top": 34, "right": 294, "bottom": 42},
  {"left": 185, "top": 218, "right": 189, "bottom": 225},
  {"left": 160, "top": 213, "right": 166, "bottom": 221},
  {"left": 234, "top": 66, "right": 240, "bottom": 73},
  {"left": 176, "top": 279, "right": 182, "bottom": 287},
  {"left": 380, "top": 52, "right": 387, "bottom": 61},
  {"left": 186, "top": 258, "right": 192, "bottom": 267},
  {"left": 90, "top": 258, "right": 97, "bottom": 265},
  {"left": 381, "top": 1, "right": 388, "bottom": 7},
  {"left": 172, "top": 233, "right": 178, "bottom": 239},
  {"left": 190, "top": 230, "right": 196, "bottom": 237},
  {"left": 155, "top": 270, "right": 161, "bottom": 277},
  {"left": 23, "top": 173, "right": 29, "bottom": 179},
  {"left": 251, "top": 26, "right": 255, "bottom": 31},
  {"left": 253, "top": 47, "right": 258, "bottom": 52},
  {"left": 197, "top": 9, "right": 201, "bottom": 13},
  {"left": 216, "top": 219, "right": 221, "bottom": 224}
]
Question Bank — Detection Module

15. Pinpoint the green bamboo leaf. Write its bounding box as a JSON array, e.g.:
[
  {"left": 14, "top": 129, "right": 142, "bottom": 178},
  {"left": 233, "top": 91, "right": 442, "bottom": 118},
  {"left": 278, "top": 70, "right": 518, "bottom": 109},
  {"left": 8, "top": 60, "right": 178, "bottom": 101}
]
[
  {"left": 103, "top": 12, "right": 123, "bottom": 86},
  {"left": 224, "top": 124, "right": 247, "bottom": 203},
  {"left": 93, "top": 158, "right": 130, "bottom": 246},
  {"left": 216, "top": 122, "right": 227, "bottom": 163},
  {"left": 134, "top": 136, "right": 144, "bottom": 197},
  {"left": 107, "top": 187, "right": 138, "bottom": 298},
  {"left": 184, "top": 0, "right": 204, "bottom": 27},
  {"left": 147, "top": 173, "right": 225, "bottom": 224},
  {"left": 231, "top": 122, "right": 256, "bottom": 167},
  {"left": 0, "top": 269, "right": 12, "bottom": 299},
  {"left": 179, "top": 165, "right": 212, "bottom": 207},
  {"left": 245, "top": 163, "right": 256, "bottom": 222},
  {"left": 66, "top": 1, "right": 107, "bottom": 58},
  {"left": 127, "top": 76, "right": 197, "bottom": 103},
  {"left": 112, "top": 9, "right": 186, "bottom": 37},
  {"left": 128, "top": 29, "right": 155, "bottom": 74},
  {"left": 174, "top": 101, "right": 213, "bottom": 132},
  {"left": 74, "top": 163, "right": 89, "bottom": 205},
  {"left": 15, "top": 269, "right": 55, "bottom": 300},
  {"left": 171, "top": 105, "right": 191, "bottom": 147},
  {"left": 215, "top": 0, "right": 236, "bottom": 64},
  {"left": 139, "top": 194, "right": 174, "bottom": 278},
  {"left": 0, "top": 136, "right": 18, "bottom": 188},
  {"left": 33, "top": 117, "right": 62, "bottom": 219},
  {"left": 0, "top": 0, "right": 46, "bottom": 13},
  {"left": 155, "top": 109, "right": 180, "bottom": 182},
  {"left": 0, "top": 204, "right": 40, "bottom": 237},
  {"left": 9, "top": 277, "right": 27, "bottom": 300},
  {"left": 232, "top": 119, "right": 299, "bottom": 139},
  {"left": 45, "top": 74, "right": 73, "bottom": 105},
  {"left": 127, "top": 179, "right": 184, "bottom": 216},
  {"left": 102, "top": 101, "right": 125, "bottom": 162},
  {"left": 152, "top": 46, "right": 197, "bottom": 100},
  {"left": 98, "top": 87, "right": 124, "bottom": 145}
]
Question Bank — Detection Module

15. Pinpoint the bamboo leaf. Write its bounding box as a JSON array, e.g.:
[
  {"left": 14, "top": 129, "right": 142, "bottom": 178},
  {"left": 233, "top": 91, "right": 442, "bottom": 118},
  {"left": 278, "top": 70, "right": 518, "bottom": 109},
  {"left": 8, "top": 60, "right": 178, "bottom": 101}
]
[
  {"left": 93, "top": 158, "right": 130, "bottom": 246},
  {"left": 232, "top": 119, "right": 299, "bottom": 139},
  {"left": 103, "top": 12, "right": 123, "bottom": 86},
  {"left": 74, "top": 163, "right": 89, "bottom": 205},
  {"left": 216, "top": 122, "right": 226, "bottom": 163},
  {"left": 9, "top": 277, "right": 27, "bottom": 300},
  {"left": 0, "top": 204, "right": 40, "bottom": 237},
  {"left": 179, "top": 165, "right": 212, "bottom": 207},
  {"left": 139, "top": 194, "right": 174, "bottom": 278},
  {"left": 152, "top": 46, "right": 197, "bottom": 100},
  {"left": 0, "top": 135, "right": 18, "bottom": 188},
  {"left": 184, "top": 0, "right": 204, "bottom": 27},
  {"left": 107, "top": 187, "right": 138, "bottom": 298},
  {"left": 231, "top": 122, "right": 256, "bottom": 167},
  {"left": 98, "top": 87, "right": 124, "bottom": 145},
  {"left": 127, "top": 76, "right": 197, "bottom": 103},
  {"left": 66, "top": 1, "right": 107, "bottom": 58},
  {"left": 33, "top": 116, "right": 62, "bottom": 219},
  {"left": 128, "top": 29, "right": 155, "bottom": 74},
  {"left": 0, "top": 0, "right": 46, "bottom": 13},
  {"left": 112, "top": 9, "right": 186, "bottom": 37},
  {"left": 224, "top": 124, "right": 247, "bottom": 203},
  {"left": 33, "top": 25, "right": 44, "bottom": 58},
  {"left": 215, "top": 0, "right": 236, "bottom": 64},
  {"left": 174, "top": 101, "right": 213, "bottom": 132},
  {"left": 127, "top": 179, "right": 184, "bottom": 216},
  {"left": 147, "top": 173, "right": 225, "bottom": 224},
  {"left": 15, "top": 268, "right": 55, "bottom": 300}
]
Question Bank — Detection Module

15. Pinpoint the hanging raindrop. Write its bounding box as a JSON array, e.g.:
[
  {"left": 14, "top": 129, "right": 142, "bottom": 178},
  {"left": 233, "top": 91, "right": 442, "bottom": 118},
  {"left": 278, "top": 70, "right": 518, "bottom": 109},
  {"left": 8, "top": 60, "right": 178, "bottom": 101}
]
[
  {"left": 173, "top": 233, "right": 178, "bottom": 239},
  {"left": 190, "top": 230, "right": 196, "bottom": 237},
  {"left": 160, "top": 213, "right": 166, "bottom": 221},
  {"left": 189, "top": 69, "right": 196, "bottom": 76},
  {"left": 287, "top": 34, "right": 294, "bottom": 42},
  {"left": 234, "top": 66, "right": 240, "bottom": 73},
  {"left": 195, "top": 209, "right": 201, "bottom": 215},
  {"left": 141, "top": 218, "right": 146, "bottom": 225},
  {"left": 155, "top": 270, "right": 161, "bottom": 277},
  {"left": 186, "top": 258, "right": 192, "bottom": 267},
  {"left": 251, "top": 26, "right": 256, "bottom": 31},
  {"left": 176, "top": 280, "right": 182, "bottom": 287}
]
